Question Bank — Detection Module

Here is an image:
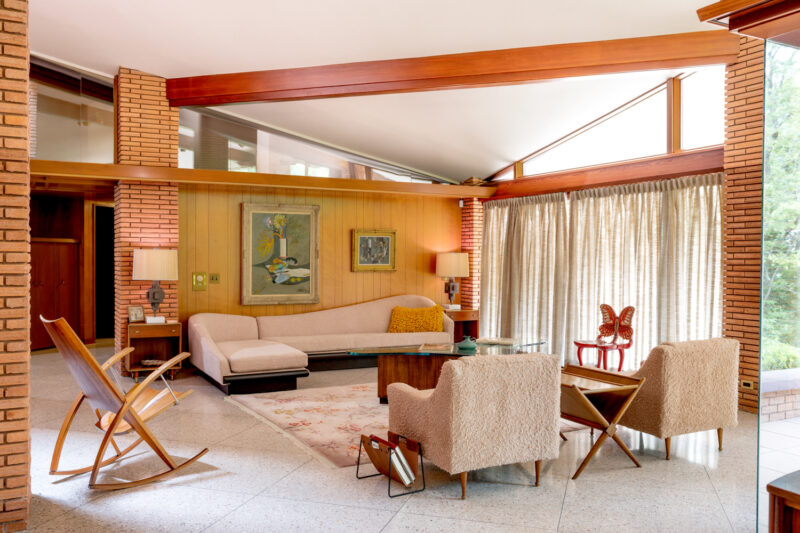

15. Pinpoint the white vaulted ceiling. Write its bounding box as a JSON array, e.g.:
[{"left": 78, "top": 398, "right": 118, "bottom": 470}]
[{"left": 30, "top": 0, "right": 718, "bottom": 181}]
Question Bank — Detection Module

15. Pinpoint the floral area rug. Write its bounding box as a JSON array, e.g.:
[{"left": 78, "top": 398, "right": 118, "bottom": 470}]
[
  {"left": 228, "top": 383, "right": 389, "bottom": 467},
  {"left": 228, "top": 382, "right": 587, "bottom": 468}
]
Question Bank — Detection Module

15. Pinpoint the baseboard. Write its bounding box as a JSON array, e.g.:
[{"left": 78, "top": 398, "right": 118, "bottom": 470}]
[{"left": 194, "top": 367, "right": 310, "bottom": 395}]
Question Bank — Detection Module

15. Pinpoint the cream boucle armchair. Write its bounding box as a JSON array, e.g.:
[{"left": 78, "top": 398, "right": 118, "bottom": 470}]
[
  {"left": 388, "top": 353, "right": 561, "bottom": 499},
  {"left": 620, "top": 338, "right": 739, "bottom": 459}
]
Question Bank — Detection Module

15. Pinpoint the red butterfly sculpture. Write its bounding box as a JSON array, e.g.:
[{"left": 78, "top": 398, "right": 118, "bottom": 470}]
[{"left": 596, "top": 304, "right": 635, "bottom": 344}]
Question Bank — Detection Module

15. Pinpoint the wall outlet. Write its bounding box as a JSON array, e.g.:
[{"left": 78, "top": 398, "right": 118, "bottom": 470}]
[
  {"left": 209, "top": 273, "right": 220, "bottom": 283},
  {"left": 741, "top": 380, "right": 754, "bottom": 390},
  {"left": 192, "top": 272, "right": 207, "bottom": 291}
]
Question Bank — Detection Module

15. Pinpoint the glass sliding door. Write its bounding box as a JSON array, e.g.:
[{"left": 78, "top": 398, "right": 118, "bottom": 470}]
[{"left": 759, "top": 40, "right": 800, "bottom": 531}]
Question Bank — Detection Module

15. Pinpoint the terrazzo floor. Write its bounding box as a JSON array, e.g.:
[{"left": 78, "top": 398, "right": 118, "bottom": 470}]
[{"left": 29, "top": 343, "right": 759, "bottom": 532}]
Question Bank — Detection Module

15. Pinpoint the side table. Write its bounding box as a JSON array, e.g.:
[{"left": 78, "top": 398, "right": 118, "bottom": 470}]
[
  {"left": 768, "top": 470, "right": 800, "bottom": 532},
  {"left": 445, "top": 309, "right": 479, "bottom": 342},
  {"left": 126, "top": 323, "right": 182, "bottom": 381}
]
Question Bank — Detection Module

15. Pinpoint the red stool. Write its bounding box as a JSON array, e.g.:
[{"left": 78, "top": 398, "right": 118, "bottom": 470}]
[{"left": 573, "top": 339, "right": 632, "bottom": 372}]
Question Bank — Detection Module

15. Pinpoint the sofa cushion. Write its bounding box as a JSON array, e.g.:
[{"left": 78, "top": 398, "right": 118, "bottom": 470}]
[
  {"left": 265, "top": 331, "right": 452, "bottom": 354},
  {"left": 256, "top": 295, "right": 441, "bottom": 338},
  {"left": 216, "top": 340, "right": 308, "bottom": 373},
  {"left": 189, "top": 313, "right": 259, "bottom": 343},
  {"left": 387, "top": 305, "right": 444, "bottom": 333}
]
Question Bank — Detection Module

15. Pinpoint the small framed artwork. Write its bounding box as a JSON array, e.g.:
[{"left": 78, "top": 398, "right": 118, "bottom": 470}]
[
  {"left": 352, "top": 230, "right": 396, "bottom": 271},
  {"left": 128, "top": 305, "right": 145, "bottom": 323}
]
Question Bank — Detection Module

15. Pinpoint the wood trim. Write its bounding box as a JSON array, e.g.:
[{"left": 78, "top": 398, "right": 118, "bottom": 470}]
[
  {"left": 30, "top": 160, "right": 496, "bottom": 198},
  {"left": 490, "top": 147, "right": 723, "bottom": 198},
  {"left": 697, "top": 0, "right": 772, "bottom": 23},
  {"left": 698, "top": 0, "right": 800, "bottom": 44},
  {"left": 81, "top": 199, "right": 97, "bottom": 344},
  {"left": 30, "top": 237, "right": 80, "bottom": 244},
  {"left": 666, "top": 77, "right": 682, "bottom": 153},
  {"left": 166, "top": 31, "right": 740, "bottom": 106}
]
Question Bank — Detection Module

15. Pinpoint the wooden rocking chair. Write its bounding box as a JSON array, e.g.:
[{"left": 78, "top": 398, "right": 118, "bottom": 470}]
[{"left": 42, "top": 316, "right": 208, "bottom": 490}]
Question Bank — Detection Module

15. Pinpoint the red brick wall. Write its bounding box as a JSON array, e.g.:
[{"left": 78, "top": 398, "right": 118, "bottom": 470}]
[
  {"left": 113, "top": 182, "right": 179, "bottom": 351},
  {"left": 114, "top": 68, "right": 179, "bottom": 352},
  {"left": 0, "top": 1, "right": 29, "bottom": 530},
  {"left": 460, "top": 198, "right": 483, "bottom": 310},
  {"left": 723, "top": 36, "right": 764, "bottom": 413},
  {"left": 116, "top": 68, "right": 178, "bottom": 167}
]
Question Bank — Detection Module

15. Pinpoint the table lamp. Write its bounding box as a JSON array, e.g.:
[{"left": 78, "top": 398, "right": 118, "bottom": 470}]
[
  {"left": 436, "top": 252, "right": 469, "bottom": 310},
  {"left": 132, "top": 248, "right": 178, "bottom": 324}
]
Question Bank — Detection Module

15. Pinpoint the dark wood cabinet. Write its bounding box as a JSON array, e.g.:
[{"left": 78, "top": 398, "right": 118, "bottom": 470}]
[
  {"left": 126, "top": 323, "right": 182, "bottom": 381},
  {"left": 445, "top": 309, "right": 479, "bottom": 342},
  {"left": 31, "top": 241, "right": 80, "bottom": 350}
]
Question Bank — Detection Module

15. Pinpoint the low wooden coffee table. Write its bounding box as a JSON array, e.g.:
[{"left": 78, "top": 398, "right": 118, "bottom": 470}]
[
  {"left": 560, "top": 364, "right": 645, "bottom": 479},
  {"left": 350, "top": 342, "right": 546, "bottom": 403}
]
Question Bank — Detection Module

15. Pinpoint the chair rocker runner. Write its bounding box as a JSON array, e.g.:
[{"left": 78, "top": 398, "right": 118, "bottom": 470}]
[{"left": 42, "top": 317, "right": 208, "bottom": 490}]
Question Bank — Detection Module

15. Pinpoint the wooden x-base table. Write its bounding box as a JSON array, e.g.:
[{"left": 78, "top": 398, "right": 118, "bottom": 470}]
[{"left": 560, "top": 364, "right": 645, "bottom": 479}]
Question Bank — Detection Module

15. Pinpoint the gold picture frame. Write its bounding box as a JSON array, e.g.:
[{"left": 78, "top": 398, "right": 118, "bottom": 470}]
[
  {"left": 242, "top": 203, "right": 320, "bottom": 305},
  {"left": 352, "top": 229, "right": 396, "bottom": 271}
]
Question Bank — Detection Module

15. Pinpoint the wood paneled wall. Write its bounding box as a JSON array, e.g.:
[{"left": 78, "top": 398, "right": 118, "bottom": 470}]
[{"left": 177, "top": 184, "right": 461, "bottom": 320}]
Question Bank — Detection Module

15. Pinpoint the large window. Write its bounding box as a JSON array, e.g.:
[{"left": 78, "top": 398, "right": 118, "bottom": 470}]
[
  {"left": 481, "top": 173, "right": 723, "bottom": 369},
  {"left": 495, "top": 66, "right": 726, "bottom": 180},
  {"left": 31, "top": 80, "right": 113, "bottom": 163},
  {"left": 179, "top": 108, "right": 441, "bottom": 183}
]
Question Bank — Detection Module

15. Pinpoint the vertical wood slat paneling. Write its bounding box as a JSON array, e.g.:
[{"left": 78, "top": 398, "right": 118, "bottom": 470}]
[{"left": 178, "top": 184, "right": 460, "bottom": 320}]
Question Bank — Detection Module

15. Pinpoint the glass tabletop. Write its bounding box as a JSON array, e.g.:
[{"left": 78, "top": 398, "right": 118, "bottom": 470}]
[{"left": 349, "top": 341, "right": 547, "bottom": 357}]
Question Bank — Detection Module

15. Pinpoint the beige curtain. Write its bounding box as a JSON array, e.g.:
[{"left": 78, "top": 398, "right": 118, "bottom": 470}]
[
  {"left": 481, "top": 173, "right": 722, "bottom": 370},
  {"left": 480, "top": 193, "right": 569, "bottom": 354},
  {"left": 563, "top": 183, "right": 663, "bottom": 369}
]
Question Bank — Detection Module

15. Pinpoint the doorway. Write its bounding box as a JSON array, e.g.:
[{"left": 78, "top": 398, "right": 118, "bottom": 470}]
[{"left": 94, "top": 205, "right": 114, "bottom": 339}]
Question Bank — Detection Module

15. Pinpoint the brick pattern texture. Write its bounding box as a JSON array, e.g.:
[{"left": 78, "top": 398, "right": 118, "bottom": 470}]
[
  {"left": 762, "top": 389, "right": 800, "bottom": 422},
  {"left": 460, "top": 198, "right": 483, "bottom": 310},
  {"left": 723, "top": 36, "right": 764, "bottom": 414},
  {"left": 116, "top": 68, "right": 178, "bottom": 167},
  {"left": 114, "top": 68, "right": 179, "bottom": 353},
  {"left": 0, "top": 1, "right": 30, "bottom": 531}
]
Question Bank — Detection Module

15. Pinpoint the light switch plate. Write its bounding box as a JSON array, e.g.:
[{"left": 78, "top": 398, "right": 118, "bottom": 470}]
[
  {"left": 209, "top": 273, "right": 220, "bottom": 283},
  {"left": 192, "top": 272, "right": 207, "bottom": 291}
]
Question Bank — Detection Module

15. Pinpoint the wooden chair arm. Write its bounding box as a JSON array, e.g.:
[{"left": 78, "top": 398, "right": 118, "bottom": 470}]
[
  {"left": 101, "top": 347, "right": 134, "bottom": 372},
  {"left": 125, "top": 352, "right": 190, "bottom": 402}
]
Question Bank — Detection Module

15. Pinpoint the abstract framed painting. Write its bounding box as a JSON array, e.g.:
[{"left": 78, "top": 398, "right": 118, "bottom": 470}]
[
  {"left": 352, "top": 229, "right": 396, "bottom": 272},
  {"left": 241, "top": 203, "right": 320, "bottom": 305}
]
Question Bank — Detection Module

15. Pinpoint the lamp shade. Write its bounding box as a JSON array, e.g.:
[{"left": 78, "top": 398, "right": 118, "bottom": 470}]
[
  {"left": 132, "top": 249, "right": 178, "bottom": 281},
  {"left": 436, "top": 252, "right": 469, "bottom": 278}
]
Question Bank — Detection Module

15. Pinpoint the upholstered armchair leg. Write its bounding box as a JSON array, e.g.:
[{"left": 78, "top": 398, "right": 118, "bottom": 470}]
[
  {"left": 665, "top": 437, "right": 671, "bottom": 460},
  {"left": 535, "top": 460, "right": 541, "bottom": 487},
  {"left": 717, "top": 428, "right": 723, "bottom": 451},
  {"left": 460, "top": 472, "right": 468, "bottom": 500}
]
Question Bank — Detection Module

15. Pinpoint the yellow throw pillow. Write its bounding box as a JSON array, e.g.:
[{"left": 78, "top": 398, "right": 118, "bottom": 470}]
[{"left": 387, "top": 305, "right": 444, "bottom": 333}]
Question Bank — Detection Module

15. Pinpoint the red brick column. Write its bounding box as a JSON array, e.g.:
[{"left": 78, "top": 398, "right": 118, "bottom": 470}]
[
  {"left": 114, "top": 68, "right": 179, "bottom": 352},
  {"left": 723, "top": 36, "right": 764, "bottom": 413},
  {"left": 460, "top": 198, "right": 483, "bottom": 310},
  {"left": 0, "top": 1, "right": 30, "bottom": 530}
]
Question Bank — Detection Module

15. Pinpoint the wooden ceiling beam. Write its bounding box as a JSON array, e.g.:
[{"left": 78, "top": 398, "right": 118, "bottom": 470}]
[
  {"left": 30, "top": 160, "right": 496, "bottom": 199},
  {"left": 166, "top": 31, "right": 740, "bottom": 106},
  {"left": 490, "top": 147, "right": 723, "bottom": 199}
]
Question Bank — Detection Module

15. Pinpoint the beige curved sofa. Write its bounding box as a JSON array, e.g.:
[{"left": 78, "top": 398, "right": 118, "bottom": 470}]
[{"left": 188, "top": 295, "right": 453, "bottom": 393}]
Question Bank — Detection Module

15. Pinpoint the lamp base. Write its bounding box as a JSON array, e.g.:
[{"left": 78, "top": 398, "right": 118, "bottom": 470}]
[
  {"left": 443, "top": 304, "right": 461, "bottom": 311},
  {"left": 145, "top": 316, "right": 166, "bottom": 324}
]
